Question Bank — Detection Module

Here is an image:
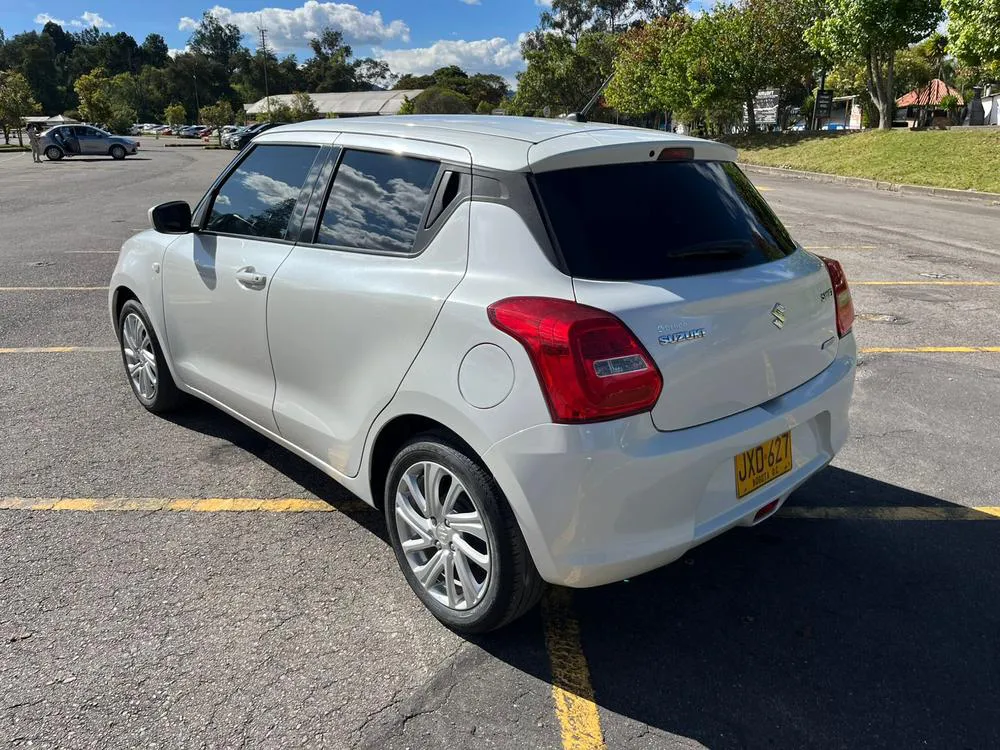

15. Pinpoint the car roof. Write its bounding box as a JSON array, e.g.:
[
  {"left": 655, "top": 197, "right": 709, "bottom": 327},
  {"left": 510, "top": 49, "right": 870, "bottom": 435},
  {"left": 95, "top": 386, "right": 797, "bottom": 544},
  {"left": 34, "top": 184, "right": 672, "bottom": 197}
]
[{"left": 266, "top": 115, "right": 735, "bottom": 172}]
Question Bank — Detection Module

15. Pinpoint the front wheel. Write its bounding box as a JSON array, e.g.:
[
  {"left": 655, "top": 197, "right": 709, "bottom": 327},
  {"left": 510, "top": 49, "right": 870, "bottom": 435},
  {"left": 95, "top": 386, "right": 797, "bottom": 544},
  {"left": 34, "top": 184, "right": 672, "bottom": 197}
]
[
  {"left": 384, "top": 436, "right": 543, "bottom": 633},
  {"left": 117, "top": 299, "right": 184, "bottom": 413},
  {"left": 45, "top": 146, "right": 63, "bottom": 161},
  {"left": 110, "top": 145, "right": 126, "bottom": 160}
]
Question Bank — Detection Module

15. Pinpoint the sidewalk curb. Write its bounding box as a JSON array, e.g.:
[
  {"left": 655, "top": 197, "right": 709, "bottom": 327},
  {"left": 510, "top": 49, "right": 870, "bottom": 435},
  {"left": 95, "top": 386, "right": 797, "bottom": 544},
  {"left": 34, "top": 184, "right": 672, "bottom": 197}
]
[{"left": 740, "top": 164, "right": 1000, "bottom": 206}]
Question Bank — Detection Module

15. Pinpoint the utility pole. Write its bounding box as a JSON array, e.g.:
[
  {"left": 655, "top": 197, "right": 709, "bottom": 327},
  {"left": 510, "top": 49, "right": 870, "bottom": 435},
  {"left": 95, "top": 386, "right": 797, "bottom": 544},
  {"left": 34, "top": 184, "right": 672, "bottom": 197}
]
[
  {"left": 258, "top": 17, "right": 271, "bottom": 119},
  {"left": 192, "top": 73, "right": 200, "bottom": 124}
]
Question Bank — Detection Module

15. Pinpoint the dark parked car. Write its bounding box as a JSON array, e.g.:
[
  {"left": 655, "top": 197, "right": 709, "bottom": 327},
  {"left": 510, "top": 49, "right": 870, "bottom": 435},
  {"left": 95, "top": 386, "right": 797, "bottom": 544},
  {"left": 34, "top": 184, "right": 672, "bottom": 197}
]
[{"left": 234, "top": 122, "right": 286, "bottom": 150}]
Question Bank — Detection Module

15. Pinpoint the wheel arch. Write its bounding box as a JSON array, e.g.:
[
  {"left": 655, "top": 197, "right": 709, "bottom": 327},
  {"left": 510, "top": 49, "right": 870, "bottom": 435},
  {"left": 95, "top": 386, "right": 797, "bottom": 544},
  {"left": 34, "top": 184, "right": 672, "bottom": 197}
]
[{"left": 367, "top": 414, "right": 480, "bottom": 511}]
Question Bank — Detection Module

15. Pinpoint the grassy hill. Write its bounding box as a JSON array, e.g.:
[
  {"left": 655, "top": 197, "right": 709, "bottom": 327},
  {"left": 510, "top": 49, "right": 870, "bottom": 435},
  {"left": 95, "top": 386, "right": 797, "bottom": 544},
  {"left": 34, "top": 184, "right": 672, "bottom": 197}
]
[{"left": 730, "top": 129, "right": 1000, "bottom": 195}]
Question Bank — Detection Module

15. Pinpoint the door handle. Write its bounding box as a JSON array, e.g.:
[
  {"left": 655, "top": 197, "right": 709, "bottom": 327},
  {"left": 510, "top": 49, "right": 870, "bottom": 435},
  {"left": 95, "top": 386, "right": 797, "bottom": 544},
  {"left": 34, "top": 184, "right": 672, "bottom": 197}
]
[{"left": 236, "top": 267, "right": 267, "bottom": 289}]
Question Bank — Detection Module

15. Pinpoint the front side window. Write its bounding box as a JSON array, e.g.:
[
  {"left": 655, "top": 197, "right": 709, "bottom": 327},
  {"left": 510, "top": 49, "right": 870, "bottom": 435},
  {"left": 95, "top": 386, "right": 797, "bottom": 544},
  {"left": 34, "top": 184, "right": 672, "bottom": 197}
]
[
  {"left": 316, "top": 149, "right": 439, "bottom": 253},
  {"left": 206, "top": 144, "right": 319, "bottom": 240}
]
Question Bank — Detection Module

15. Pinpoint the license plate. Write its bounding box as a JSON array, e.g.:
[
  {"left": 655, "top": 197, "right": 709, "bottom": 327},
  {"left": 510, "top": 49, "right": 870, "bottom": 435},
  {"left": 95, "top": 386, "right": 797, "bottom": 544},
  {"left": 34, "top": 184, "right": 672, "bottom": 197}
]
[{"left": 734, "top": 432, "right": 792, "bottom": 499}]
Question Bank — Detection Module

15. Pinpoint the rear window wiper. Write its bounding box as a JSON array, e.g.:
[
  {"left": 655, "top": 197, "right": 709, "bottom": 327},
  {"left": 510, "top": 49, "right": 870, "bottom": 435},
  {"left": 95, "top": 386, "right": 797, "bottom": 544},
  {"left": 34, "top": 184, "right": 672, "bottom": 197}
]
[{"left": 669, "top": 241, "right": 753, "bottom": 260}]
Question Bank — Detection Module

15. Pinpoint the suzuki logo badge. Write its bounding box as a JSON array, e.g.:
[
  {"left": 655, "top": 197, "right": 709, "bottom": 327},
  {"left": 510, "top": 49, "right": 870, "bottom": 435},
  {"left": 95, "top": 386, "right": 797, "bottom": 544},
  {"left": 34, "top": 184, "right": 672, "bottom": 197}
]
[{"left": 771, "top": 303, "right": 787, "bottom": 329}]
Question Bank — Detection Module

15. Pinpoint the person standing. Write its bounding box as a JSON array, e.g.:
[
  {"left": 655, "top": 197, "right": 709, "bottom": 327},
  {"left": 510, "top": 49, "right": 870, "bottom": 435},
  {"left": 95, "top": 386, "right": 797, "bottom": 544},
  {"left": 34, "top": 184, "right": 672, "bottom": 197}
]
[{"left": 27, "top": 126, "right": 42, "bottom": 163}]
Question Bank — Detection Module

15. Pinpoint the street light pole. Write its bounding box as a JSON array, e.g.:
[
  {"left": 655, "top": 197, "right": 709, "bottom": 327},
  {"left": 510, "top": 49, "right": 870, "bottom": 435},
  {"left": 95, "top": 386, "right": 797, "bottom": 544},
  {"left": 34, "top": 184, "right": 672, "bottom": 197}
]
[{"left": 192, "top": 73, "right": 200, "bottom": 123}]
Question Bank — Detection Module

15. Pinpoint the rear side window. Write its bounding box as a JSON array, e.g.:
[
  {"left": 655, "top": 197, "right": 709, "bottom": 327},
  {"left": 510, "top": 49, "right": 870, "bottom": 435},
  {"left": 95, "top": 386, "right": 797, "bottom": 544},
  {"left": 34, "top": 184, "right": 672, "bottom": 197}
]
[
  {"left": 207, "top": 144, "right": 320, "bottom": 240},
  {"left": 533, "top": 161, "right": 797, "bottom": 281},
  {"left": 316, "top": 149, "right": 439, "bottom": 253}
]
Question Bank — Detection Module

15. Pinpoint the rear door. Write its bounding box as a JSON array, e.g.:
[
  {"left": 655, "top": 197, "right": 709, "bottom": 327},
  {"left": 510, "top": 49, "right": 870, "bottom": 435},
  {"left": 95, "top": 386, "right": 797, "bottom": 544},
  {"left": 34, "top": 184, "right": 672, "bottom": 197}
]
[
  {"left": 267, "top": 134, "right": 472, "bottom": 476},
  {"left": 532, "top": 158, "right": 838, "bottom": 432},
  {"left": 77, "top": 127, "right": 104, "bottom": 155}
]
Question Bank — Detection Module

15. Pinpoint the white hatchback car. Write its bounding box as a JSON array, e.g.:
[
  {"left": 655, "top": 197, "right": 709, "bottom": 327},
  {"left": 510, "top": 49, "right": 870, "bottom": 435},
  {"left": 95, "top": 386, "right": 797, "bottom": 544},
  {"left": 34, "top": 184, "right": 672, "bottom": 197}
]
[{"left": 110, "top": 116, "right": 856, "bottom": 632}]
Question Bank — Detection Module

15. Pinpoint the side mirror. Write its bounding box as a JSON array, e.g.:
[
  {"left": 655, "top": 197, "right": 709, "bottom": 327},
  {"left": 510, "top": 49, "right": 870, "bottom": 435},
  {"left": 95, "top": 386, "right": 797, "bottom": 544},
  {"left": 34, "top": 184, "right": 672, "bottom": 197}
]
[{"left": 149, "top": 201, "right": 192, "bottom": 234}]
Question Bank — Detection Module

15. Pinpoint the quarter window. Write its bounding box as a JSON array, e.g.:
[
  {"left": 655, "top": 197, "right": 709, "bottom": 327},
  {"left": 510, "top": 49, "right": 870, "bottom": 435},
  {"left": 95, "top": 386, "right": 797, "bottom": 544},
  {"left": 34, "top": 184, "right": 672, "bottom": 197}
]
[
  {"left": 207, "top": 144, "right": 320, "bottom": 240},
  {"left": 316, "top": 149, "right": 439, "bottom": 253}
]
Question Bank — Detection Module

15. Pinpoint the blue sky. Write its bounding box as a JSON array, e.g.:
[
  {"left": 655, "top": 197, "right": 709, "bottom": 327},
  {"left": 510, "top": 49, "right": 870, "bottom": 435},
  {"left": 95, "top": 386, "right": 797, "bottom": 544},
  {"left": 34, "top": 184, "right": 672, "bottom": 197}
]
[{"left": 1, "top": 0, "right": 564, "bottom": 81}]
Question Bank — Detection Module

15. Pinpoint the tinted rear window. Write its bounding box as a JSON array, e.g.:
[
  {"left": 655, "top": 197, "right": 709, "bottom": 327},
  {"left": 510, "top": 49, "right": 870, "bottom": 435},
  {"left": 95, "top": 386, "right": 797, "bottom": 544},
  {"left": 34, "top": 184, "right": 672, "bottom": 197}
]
[{"left": 533, "top": 161, "right": 797, "bottom": 281}]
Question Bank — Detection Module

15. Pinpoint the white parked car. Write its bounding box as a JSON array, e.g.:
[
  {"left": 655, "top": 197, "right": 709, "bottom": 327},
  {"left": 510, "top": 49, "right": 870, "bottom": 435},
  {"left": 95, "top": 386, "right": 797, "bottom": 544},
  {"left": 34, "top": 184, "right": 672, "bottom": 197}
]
[{"left": 109, "top": 116, "right": 856, "bottom": 632}]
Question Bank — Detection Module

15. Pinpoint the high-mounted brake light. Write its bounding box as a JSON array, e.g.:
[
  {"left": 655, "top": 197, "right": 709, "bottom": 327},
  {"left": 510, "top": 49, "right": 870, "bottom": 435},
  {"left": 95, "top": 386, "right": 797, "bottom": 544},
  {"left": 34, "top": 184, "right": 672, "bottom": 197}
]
[
  {"left": 657, "top": 147, "right": 694, "bottom": 162},
  {"left": 819, "top": 256, "right": 854, "bottom": 337},
  {"left": 487, "top": 297, "right": 663, "bottom": 423}
]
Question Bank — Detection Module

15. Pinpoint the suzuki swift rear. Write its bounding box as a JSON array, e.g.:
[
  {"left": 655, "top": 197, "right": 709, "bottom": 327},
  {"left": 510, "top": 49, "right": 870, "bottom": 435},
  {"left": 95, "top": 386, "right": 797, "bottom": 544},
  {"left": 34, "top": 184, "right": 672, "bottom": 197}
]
[{"left": 110, "top": 116, "right": 855, "bottom": 633}]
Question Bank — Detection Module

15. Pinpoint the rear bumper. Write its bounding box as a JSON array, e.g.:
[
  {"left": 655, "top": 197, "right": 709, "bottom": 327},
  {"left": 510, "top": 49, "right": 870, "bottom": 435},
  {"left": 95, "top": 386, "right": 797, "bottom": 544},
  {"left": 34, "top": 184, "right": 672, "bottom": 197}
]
[{"left": 483, "top": 334, "right": 856, "bottom": 587}]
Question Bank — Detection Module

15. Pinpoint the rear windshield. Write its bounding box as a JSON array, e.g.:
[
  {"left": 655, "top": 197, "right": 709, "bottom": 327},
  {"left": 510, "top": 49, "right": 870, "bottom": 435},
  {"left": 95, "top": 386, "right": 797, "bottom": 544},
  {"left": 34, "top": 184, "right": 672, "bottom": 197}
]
[{"left": 533, "top": 160, "right": 797, "bottom": 281}]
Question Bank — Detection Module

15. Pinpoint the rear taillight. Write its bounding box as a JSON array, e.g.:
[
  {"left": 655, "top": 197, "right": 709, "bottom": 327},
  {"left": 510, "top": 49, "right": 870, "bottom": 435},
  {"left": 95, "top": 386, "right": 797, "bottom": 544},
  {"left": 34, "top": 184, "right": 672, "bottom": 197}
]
[
  {"left": 487, "top": 297, "right": 663, "bottom": 423},
  {"left": 819, "top": 256, "right": 854, "bottom": 338}
]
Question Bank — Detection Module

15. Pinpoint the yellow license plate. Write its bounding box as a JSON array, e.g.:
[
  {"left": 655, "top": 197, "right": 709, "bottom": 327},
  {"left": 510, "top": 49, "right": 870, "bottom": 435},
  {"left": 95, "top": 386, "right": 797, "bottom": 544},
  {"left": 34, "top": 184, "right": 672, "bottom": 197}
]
[{"left": 734, "top": 432, "right": 793, "bottom": 499}]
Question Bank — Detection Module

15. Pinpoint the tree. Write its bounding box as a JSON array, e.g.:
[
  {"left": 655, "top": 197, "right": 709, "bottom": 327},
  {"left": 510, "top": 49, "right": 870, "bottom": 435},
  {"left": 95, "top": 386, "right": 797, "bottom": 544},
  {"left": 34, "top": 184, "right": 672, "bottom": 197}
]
[
  {"left": 944, "top": 0, "right": 1000, "bottom": 81},
  {"left": 289, "top": 91, "right": 320, "bottom": 120},
  {"left": 0, "top": 71, "right": 41, "bottom": 145},
  {"left": 806, "top": 0, "right": 944, "bottom": 129},
  {"left": 541, "top": 0, "right": 687, "bottom": 40},
  {"left": 302, "top": 28, "right": 356, "bottom": 91},
  {"left": 200, "top": 99, "right": 234, "bottom": 142},
  {"left": 188, "top": 12, "right": 243, "bottom": 72},
  {"left": 164, "top": 102, "right": 187, "bottom": 127},
  {"left": 606, "top": 14, "right": 696, "bottom": 121},
  {"left": 74, "top": 68, "right": 115, "bottom": 124},
  {"left": 406, "top": 87, "right": 473, "bottom": 114},
  {"left": 513, "top": 31, "right": 616, "bottom": 117},
  {"left": 476, "top": 100, "right": 494, "bottom": 114},
  {"left": 141, "top": 33, "right": 170, "bottom": 69},
  {"left": 394, "top": 67, "right": 507, "bottom": 110}
]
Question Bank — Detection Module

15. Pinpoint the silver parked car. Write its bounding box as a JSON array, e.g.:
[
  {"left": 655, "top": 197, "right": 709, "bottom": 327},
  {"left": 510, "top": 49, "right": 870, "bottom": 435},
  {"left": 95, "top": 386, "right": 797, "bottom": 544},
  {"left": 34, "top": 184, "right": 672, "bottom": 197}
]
[
  {"left": 40, "top": 124, "right": 139, "bottom": 161},
  {"left": 109, "top": 116, "right": 856, "bottom": 632}
]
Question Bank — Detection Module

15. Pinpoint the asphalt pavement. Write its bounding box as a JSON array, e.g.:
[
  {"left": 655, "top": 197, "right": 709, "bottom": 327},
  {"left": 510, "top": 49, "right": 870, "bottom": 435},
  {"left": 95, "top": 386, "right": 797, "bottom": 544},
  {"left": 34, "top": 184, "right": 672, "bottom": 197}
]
[{"left": 1, "top": 144, "right": 998, "bottom": 749}]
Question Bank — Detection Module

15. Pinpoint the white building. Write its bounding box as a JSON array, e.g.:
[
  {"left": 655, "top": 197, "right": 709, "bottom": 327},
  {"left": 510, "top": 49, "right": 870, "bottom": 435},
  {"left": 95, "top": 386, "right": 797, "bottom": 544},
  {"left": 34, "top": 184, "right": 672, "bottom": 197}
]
[{"left": 244, "top": 90, "right": 424, "bottom": 119}]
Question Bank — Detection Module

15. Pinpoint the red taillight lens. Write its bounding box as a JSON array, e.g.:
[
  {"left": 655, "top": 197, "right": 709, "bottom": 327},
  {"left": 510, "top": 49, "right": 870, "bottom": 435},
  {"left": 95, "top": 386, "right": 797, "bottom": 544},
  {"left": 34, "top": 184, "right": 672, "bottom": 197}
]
[
  {"left": 487, "top": 297, "right": 663, "bottom": 423},
  {"left": 819, "top": 256, "right": 854, "bottom": 338}
]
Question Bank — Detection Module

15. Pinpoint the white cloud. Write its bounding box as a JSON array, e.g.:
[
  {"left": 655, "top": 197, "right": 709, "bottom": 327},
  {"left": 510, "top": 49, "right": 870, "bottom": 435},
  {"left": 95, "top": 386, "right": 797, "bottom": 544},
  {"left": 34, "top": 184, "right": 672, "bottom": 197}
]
[
  {"left": 374, "top": 37, "right": 524, "bottom": 78},
  {"left": 178, "top": 2, "right": 409, "bottom": 51},
  {"left": 34, "top": 13, "right": 66, "bottom": 25},
  {"left": 460, "top": 0, "right": 482, "bottom": 5},
  {"left": 78, "top": 11, "right": 112, "bottom": 28},
  {"left": 168, "top": 47, "right": 189, "bottom": 58},
  {"left": 535, "top": 0, "right": 553, "bottom": 6},
  {"left": 36, "top": 10, "right": 112, "bottom": 28}
]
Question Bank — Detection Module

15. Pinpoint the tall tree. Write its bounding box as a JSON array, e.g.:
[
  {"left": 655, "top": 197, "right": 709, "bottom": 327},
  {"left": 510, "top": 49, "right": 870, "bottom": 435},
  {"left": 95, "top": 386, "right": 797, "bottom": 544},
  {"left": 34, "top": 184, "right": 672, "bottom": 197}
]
[
  {"left": 141, "top": 34, "right": 170, "bottom": 69},
  {"left": 0, "top": 70, "right": 41, "bottom": 144},
  {"left": 513, "top": 31, "right": 616, "bottom": 116},
  {"left": 944, "top": 0, "right": 1000, "bottom": 81},
  {"left": 806, "top": 0, "right": 943, "bottom": 129},
  {"left": 188, "top": 12, "right": 244, "bottom": 72}
]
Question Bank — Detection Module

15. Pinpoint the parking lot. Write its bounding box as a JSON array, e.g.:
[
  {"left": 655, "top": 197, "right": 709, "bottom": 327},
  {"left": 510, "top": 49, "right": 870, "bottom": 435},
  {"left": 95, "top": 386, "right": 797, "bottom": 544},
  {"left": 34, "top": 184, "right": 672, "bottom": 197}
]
[{"left": 1, "top": 143, "right": 999, "bottom": 749}]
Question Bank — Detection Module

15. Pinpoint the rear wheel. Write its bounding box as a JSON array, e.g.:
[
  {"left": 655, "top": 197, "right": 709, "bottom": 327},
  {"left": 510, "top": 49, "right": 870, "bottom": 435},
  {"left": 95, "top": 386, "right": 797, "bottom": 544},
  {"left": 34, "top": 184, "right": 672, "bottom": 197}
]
[
  {"left": 384, "top": 436, "right": 543, "bottom": 633},
  {"left": 110, "top": 145, "right": 126, "bottom": 160},
  {"left": 117, "top": 299, "right": 184, "bottom": 414},
  {"left": 45, "top": 146, "right": 63, "bottom": 161}
]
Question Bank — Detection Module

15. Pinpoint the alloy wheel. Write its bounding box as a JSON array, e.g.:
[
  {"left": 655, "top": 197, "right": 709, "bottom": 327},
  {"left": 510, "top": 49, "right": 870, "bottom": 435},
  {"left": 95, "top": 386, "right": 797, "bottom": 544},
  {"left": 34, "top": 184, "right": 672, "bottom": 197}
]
[
  {"left": 121, "top": 312, "right": 157, "bottom": 400},
  {"left": 394, "top": 461, "right": 492, "bottom": 610}
]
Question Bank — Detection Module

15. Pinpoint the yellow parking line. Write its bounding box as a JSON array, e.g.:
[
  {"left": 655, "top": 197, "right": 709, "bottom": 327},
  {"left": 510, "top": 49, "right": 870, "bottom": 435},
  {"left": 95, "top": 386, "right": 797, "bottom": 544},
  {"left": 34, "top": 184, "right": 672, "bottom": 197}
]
[
  {"left": 861, "top": 346, "right": 1000, "bottom": 354},
  {"left": 0, "top": 346, "right": 117, "bottom": 354},
  {"left": 780, "top": 506, "right": 1000, "bottom": 520},
  {"left": 854, "top": 281, "right": 1000, "bottom": 286},
  {"left": 542, "top": 587, "right": 606, "bottom": 750},
  {"left": 0, "top": 286, "right": 109, "bottom": 291},
  {"left": 0, "top": 496, "right": 374, "bottom": 513}
]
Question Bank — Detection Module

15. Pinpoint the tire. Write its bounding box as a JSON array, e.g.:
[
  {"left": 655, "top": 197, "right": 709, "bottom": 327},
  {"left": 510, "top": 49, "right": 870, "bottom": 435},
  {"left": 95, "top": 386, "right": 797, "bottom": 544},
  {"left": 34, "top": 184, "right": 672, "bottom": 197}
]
[
  {"left": 117, "top": 299, "right": 184, "bottom": 414},
  {"left": 110, "top": 145, "right": 126, "bottom": 160},
  {"left": 45, "top": 145, "right": 63, "bottom": 161},
  {"left": 384, "top": 435, "right": 544, "bottom": 633}
]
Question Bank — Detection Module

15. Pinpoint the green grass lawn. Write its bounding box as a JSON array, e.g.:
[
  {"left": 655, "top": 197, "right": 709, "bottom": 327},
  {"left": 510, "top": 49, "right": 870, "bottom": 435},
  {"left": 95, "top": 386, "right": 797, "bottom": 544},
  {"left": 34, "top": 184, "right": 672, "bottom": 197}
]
[
  {"left": 731, "top": 129, "right": 1000, "bottom": 194},
  {"left": 0, "top": 144, "right": 30, "bottom": 152}
]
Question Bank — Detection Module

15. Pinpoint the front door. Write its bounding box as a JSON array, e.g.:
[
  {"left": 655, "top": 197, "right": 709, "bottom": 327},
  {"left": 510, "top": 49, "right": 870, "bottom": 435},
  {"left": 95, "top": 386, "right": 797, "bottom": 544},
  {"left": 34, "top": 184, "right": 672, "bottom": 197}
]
[
  {"left": 161, "top": 141, "right": 323, "bottom": 431},
  {"left": 76, "top": 126, "right": 103, "bottom": 155}
]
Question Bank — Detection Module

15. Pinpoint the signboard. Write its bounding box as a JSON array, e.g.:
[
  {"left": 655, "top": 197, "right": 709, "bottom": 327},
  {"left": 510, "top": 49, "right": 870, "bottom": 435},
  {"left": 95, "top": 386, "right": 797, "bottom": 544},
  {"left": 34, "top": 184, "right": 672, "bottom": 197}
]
[
  {"left": 745, "top": 88, "right": 780, "bottom": 125},
  {"left": 816, "top": 90, "right": 834, "bottom": 119}
]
